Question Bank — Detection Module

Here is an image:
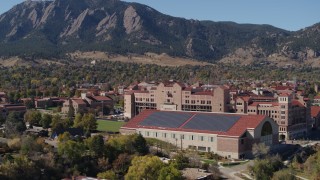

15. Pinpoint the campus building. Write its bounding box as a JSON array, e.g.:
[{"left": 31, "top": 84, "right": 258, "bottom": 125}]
[
  {"left": 120, "top": 110, "right": 279, "bottom": 159},
  {"left": 124, "top": 81, "right": 229, "bottom": 118},
  {"left": 234, "top": 93, "right": 310, "bottom": 140}
]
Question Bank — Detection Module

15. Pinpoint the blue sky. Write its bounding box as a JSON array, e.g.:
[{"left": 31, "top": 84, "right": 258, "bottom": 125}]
[{"left": 1, "top": 0, "right": 319, "bottom": 31}]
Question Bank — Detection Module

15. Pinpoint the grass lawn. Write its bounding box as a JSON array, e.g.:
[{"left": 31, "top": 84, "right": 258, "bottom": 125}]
[
  {"left": 96, "top": 120, "right": 126, "bottom": 132},
  {"left": 201, "top": 159, "right": 216, "bottom": 164}
]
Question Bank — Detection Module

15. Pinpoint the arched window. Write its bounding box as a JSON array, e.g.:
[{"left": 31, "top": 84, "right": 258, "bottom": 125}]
[
  {"left": 260, "top": 121, "right": 273, "bottom": 145},
  {"left": 261, "top": 121, "right": 273, "bottom": 136}
]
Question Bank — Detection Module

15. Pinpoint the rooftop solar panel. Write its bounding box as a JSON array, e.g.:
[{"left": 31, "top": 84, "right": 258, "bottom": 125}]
[
  {"left": 182, "top": 114, "right": 240, "bottom": 132},
  {"left": 139, "top": 111, "right": 193, "bottom": 128}
]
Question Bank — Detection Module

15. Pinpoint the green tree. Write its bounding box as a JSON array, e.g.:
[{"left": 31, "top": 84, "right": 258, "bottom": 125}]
[
  {"left": 74, "top": 113, "right": 96, "bottom": 132},
  {"left": 249, "top": 155, "right": 283, "bottom": 180},
  {"left": 158, "top": 163, "right": 183, "bottom": 180},
  {"left": 73, "top": 113, "right": 83, "bottom": 127},
  {"left": 5, "top": 111, "right": 26, "bottom": 137},
  {"left": 125, "top": 155, "right": 164, "bottom": 180},
  {"left": 272, "top": 169, "right": 296, "bottom": 180},
  {"left": 133, "top": 133, "right": 149, "bottom": 155},
  {"left": 0, "top": 155, "right": 40, "bottom": 179},
  {"left": 85, "top": 135, "right": 105, "bottom": 157},
  {"left": 40, "top": 114, "right": 52, "bottom": 129},
  {"left": 24, "top": 110, "right": 42, "bottom": 125},
  {"left": 97, "top": 170, "right": 117, "bottom": 180},
  {"left": 57, "top": 140, "right": 85, "bottom": 164},
  {"left": 68, "top": 105, "right": 75, "bottom": 118},
  {"left": 51, "top": 115, "right": 72, "bottom": 132},
  {"left": 171, "top": 153, "right": 189, "bottom": 170}
]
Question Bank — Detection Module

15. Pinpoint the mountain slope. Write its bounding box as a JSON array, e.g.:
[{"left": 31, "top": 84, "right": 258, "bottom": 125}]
[{"left": 0, "top": 0, "right": 319, "bottom": 63}]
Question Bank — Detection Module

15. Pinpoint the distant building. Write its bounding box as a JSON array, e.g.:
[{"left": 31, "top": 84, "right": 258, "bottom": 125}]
[
  {"left": 121, "top": 110, "right": 279, "bottom": 159},
  {"left": 61, "top": 94, "right": 113, "bottom": 115},
  {"left": 0, "top": 104, "right": 27, "bottom": 119}
]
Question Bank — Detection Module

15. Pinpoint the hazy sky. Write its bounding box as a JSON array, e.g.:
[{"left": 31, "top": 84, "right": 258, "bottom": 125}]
[{"left": 1, "top": 0, "right": 319, "bottom": 31}]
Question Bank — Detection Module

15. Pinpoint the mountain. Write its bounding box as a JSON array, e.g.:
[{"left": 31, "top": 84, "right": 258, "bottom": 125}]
[{"left": 0, "top": 0, "right": 319, "bottom": 64}]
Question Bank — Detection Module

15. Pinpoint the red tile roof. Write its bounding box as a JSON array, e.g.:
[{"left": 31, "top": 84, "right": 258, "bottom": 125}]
[
  {"left": 121, "top": 110, "right": 267, "bottom": 137},
  {"left": 311, "top": 106, "right": 320, "bottom": 117},
  {"left": 72, "top": 99, "right": 86, "bottom": 105},
  {"left": 274, "top": 86, "right": 291, "bottom": 91},
  {"left": 291, "top": 100, "right": 304, "bottom": 107}
]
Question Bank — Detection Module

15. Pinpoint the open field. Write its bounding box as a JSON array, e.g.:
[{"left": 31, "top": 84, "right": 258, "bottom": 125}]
[
  {"left": 96, "top": 120, "right": 126, "bottom": 132},
  {"left": 70, "top": 51, "right": 213, "bottom": 67}
]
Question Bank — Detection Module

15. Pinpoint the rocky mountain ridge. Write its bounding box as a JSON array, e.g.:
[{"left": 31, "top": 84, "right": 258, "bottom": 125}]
[{"left": 0, "top": 0, "right": 319, "bottom": 65}]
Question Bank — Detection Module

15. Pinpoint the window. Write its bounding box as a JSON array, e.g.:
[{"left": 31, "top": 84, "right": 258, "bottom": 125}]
[
  {"left": 146, "top": 131, "right": 150, "bottom": 136},
  {"left": 191, "top": 100, "right": 195, "bottom": 104},
  {"left": 281, "top": 116, "right": 286, "bottom": 119},
  {"left": 201, "top": 100, "right": 205, "bottom": 104},
  {"left": 167, "top": 99, "right": 171, "bottom": 103},
  {"left": 185, "top": 96, "right": 189, "bottom": 98},
  {"left": 281, "top": 105, "right": 286, "bottom": 109},
  {"left": 163, "top": 133, "right": 167, "bottom": 138},
  {"left": 172, "top": 133, "right": 176, "bottom": 139},
  {"left": 154, "top": 132, "right": 158, "bottom": 137},
  {"left": 210, "top": 137, "right": 214, "bottom": 142},
  {"left": 190, "top": 135, "right": 194, "bottom": 140},
  {"left": 207, "top": 101, "right": 211, "bottom": 104},
  {"left": 198, "top": 146, "right": 206, "bottom": 151},
  {"left": 185, "top": 100, "right": 189, "bottom": 104},
  {"left": 241, "top": 139, "right": 244, "bottom": 144},
  {"left": 281, "top": 111, "right": 285, "bottom": 114},
  {"left": 180, "top": 134, "right": 184, "bottom": 139},
  {"left": 199, "top": 136, "right": 204, "bottom": 141}
]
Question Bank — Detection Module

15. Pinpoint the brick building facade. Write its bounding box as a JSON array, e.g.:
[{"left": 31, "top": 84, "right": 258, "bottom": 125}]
[
  {"left": 121, "top": 110, "right": 279, "bottom": 159},
  {"left": 124, "top": 81, "right": 229, "bottom": 118}
]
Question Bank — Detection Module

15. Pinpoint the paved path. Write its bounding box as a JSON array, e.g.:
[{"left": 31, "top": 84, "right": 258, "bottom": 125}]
[{"left": 218, "top": 161, "right": 253, "bottom": 180}]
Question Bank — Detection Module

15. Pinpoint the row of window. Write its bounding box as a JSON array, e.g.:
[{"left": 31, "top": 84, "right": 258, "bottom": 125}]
[
  {"left": 135, "top": 98, "right": 155, "bottom": 102},
  {"left": 184, "top": 100, "right": 211, "bottom": 104},
  {"left": 141, "top": 131, "right": 215, "bottom": 142}
]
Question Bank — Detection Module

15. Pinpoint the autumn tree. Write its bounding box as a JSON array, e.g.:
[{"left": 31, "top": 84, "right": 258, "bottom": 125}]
[
  {"left": 73, "top": 113, "right": 96, "bottom": 132},
  {"left": 158, "top": 163, "right": 183, "bottom": 180},
  {"left": 125, "top": 155, "right": 164, "bottom": 180},
  {"left": 97, "top": 170, "right": 117, "bottom": 180}
]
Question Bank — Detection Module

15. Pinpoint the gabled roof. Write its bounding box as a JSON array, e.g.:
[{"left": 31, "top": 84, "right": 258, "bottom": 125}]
[{"left": 122, "top": 110, "right": 267, "bottom": 137}]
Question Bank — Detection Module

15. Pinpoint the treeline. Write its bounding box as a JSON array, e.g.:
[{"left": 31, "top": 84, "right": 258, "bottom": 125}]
[{"left": 1, "top": 61, "right": 320, "bottom": 99}]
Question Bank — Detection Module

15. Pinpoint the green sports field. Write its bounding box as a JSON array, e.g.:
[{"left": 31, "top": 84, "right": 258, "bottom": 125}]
[{"left": 96, "top": 120, "right": 126, "bottom": 132}]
